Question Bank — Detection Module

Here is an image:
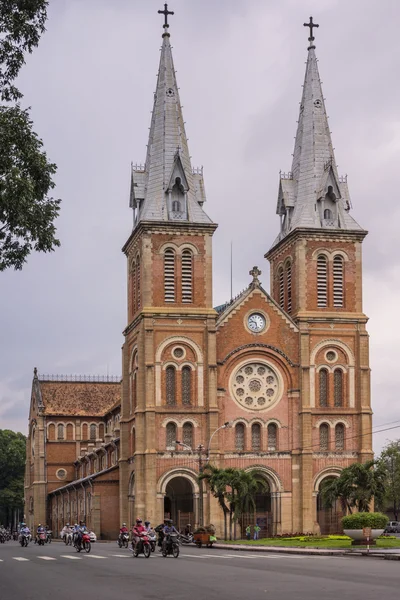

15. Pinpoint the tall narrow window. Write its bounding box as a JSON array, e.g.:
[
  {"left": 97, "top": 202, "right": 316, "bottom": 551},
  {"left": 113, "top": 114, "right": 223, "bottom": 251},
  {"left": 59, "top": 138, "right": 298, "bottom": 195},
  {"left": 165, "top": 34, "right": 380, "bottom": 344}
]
[
  {"left": 267, "top": 423, "right": 277, "bottom": 451},
  {"left": 66, "top": 424, "right": 74, "bottom": 441},
  {"left": 335, "top": 424, "right": 345, "bottom": 451},
  {"left": 48, "top": 423, "right": 55, "bottom": 441},
  {"left": 166, "top": 422, "right": 177, "bottom": 450},
  {"left": 235, "top": 423, "right": 245, "bottom": 451},
  {"left": 333, "top": 255, "right": 344, "bottom": 307},
  {"left": 182, "top": 422, "right": 193, "bottom": 448},
  {"left": 166, "top": 366, "right": 176, "bottom": 405},
  {"left": 182, "top": 366, "right": 192, "bottom": 405},
  {"left": 251, "top": 423, "right": 261, "bottom": 451},
  {"left": 319, "top": 424, "right": 329, "bottom": 451},
  {"left": 317, "top": 255, "right": 328, "bottom": 307},
  {"left": 136, "top": 255, "right": 141, "bottom": 310},
  {"left": 334, "top": 369, "right": 343, "bottom": 407},
  {"left": 90, "top": 424, "right": 97, "bottom": 440},
  {"left": 131, "top": 260, "right": 136, "bottom": 314},
  {"left": 164, "top": 249, "right": 175, "bottom": 302},
  {"left": 278, "top": 267, "right": 284, "bottom": 309},
  {"left": 82, "top": 424, "right": 88, "bottom": 440},
  {"left": 286, "top": 262, "right": 292, "bottom": 314},
  {"left": 99, "top": 423, "right": 105, "bottom": 439},
  {"left": 181, "top": 250, "right": 193, "bottom": 303},
  {"left": 319, "top": 368, "right": 328, "bottom": 407},
  {"left": 57, "top": 424, "right": 64, "bottom": 440}
]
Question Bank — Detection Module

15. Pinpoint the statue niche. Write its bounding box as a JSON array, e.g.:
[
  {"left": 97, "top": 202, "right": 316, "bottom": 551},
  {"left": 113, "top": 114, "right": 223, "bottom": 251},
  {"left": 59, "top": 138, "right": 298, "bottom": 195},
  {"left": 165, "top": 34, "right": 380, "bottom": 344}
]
[{"left": 169, "top": 176, "right": 187, "bottom": 220}]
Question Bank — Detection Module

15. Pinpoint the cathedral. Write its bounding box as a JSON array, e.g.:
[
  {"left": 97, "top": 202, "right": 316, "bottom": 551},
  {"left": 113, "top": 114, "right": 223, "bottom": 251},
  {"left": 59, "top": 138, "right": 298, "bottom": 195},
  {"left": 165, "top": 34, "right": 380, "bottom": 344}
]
[{"left": 25, "top": 12, "right": 372, "bottom": 539}]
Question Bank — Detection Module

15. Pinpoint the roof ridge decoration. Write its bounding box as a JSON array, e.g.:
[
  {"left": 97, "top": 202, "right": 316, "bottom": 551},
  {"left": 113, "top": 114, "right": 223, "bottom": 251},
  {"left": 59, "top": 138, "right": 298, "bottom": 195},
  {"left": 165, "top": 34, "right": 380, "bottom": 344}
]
[
  {"left": 129, "top": 5, "right": 213, "bottom": 229},
  {"left": 272, "top": 18, "right": 364, "bottom": 249}
]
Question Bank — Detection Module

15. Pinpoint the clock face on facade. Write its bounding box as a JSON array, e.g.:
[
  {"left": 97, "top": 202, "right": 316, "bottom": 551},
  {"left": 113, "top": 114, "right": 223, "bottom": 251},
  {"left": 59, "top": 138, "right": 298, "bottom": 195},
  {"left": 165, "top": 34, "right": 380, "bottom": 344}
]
[{"left": 247, "top": 313, "right": 266, "bottom": 333}]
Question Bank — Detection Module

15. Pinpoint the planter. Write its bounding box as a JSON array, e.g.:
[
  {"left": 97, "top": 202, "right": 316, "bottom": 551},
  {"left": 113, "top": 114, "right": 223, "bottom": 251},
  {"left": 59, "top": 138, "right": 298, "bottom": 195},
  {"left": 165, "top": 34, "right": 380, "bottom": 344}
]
[{"left": 343, "top": 529, "right": 384, "bottom": 543}]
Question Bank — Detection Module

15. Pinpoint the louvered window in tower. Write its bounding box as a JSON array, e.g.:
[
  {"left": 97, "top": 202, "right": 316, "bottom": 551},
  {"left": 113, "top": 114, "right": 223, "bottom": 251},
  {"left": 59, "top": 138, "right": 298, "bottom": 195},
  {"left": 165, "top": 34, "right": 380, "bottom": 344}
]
[
  {"left": 164, "top": 249, "right": 175, "bottom": 302},
  {"left": 267, "top": 423, "right": 277, "bottom": 451},
  {"left": 317, "top": 255, "right": 328, "bottom": 307},
  {"left": 90, "top": 424, "right": 97, "bottom": 440},
  {"left": 235, "top": 423, "right": 245, "bottom": 451},
  {"left": 57, "top": 424, "right": 64, "bottom": 440},
  {"left": 335, "top": 424, "right": 345, "bottom": 450},
  {"left": 319, "top": 369, "right": 328, "bottom": 407},
  {"left": 166, "top": 366, "right": 176, "bottom": 405},
  {"left": 334, "top": 369, "right": 343, "bottom": 407},
  {"left": 131, "top": 260, "right": 136, "bottom": 314},
  {"left": 286, "top": 262, "right": 292, "bottom": 313},
  {"left": 182, "top": 422, "right": 193, "bottom": 448},
  {"left": 278, "top": 267, "right": 284, "bottom": 309},
  {"left": 136, "top": 256, "right": 141, "bottom": 310},
  {"left": 182, "top": 366, "right": 192, "bottom": 405},
  {"left": 166, "top": 422, "right": 177, "bottom": 450},
  {"left": 320, "top": 424, "right": 329, "bottom": 451},
  {"left": 251, "top": 423, "right": 261, "bottom": 451},
  {"left": 333, "top": 255, "right": 344, "bottom": 307},
  {"left": 181, "top": 250, "right": 193, "bottom": 303}
]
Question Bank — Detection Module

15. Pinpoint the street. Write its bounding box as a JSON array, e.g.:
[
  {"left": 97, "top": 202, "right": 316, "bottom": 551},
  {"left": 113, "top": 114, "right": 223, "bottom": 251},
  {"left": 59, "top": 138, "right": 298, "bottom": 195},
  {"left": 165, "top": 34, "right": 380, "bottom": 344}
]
[{"left": 0, "top": 540, "right": 399, "bottom": 600}]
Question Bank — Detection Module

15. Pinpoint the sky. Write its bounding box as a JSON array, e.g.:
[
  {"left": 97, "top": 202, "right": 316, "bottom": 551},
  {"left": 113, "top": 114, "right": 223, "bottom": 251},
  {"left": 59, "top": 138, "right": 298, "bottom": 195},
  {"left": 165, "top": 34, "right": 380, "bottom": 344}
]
[{"left": 1, "top": 0, "right": 399, "bottom": 454}]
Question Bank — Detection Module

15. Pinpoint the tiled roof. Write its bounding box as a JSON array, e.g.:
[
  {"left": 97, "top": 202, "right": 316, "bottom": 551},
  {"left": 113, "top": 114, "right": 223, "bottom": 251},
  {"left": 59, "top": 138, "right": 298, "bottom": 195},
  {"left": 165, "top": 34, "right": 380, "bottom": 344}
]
[{"left": 40, "top": 381, "right": 121, "bottom": 416}]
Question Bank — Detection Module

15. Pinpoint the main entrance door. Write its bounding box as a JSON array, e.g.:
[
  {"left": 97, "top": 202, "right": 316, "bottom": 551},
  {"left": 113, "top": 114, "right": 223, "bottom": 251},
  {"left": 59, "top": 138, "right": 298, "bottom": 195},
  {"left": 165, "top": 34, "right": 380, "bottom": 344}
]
[
  {"left": 241, "top": 479, "right": 272, "bottom": 538},
  {"left": 317, "top": 477, "right": 344, "bottom": 534},
  {"left": 164, "top": 476, "right": 195, "bottom": 532}
]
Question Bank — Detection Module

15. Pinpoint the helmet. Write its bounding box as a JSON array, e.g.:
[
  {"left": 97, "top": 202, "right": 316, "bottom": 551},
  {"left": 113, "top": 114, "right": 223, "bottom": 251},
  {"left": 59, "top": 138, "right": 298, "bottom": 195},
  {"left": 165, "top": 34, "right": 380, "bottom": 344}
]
[
  {"left": 38, "top": 524, "right": 41, "bottom": 527},
  {"left": 122, "top": 523, "right": 126, "bottom": 527},
  {"left": 136, "top": 518, "right": 142, "bottom": 524},
  {"left": 21, "top": 523, "right": 25, "bottom": 527},
  {"left": 66, "top": 523, "right": 70, "bottom": 527},
  {"left": 144, "top": 521, "right": 150, "bottom": 526}
]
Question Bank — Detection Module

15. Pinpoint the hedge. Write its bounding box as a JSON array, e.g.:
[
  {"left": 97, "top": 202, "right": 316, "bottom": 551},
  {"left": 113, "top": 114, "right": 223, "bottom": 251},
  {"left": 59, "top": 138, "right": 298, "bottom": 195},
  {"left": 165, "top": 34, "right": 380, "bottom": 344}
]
[{"left": 341, "top": 512, "right": 389, "bottom": 529}]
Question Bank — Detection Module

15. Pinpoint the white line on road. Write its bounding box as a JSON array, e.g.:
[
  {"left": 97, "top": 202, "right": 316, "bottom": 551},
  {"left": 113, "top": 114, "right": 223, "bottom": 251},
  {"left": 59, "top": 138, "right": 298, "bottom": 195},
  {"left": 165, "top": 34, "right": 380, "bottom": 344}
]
[
  {"left": 12, "top": 557, "right": 30, "bottom": 561},
  {"left": 85, "top": 554, "right": 107, "bottom": 559},
  {"left": 112, "top": 554, "right": 131, "bottom": 558},
  {"left": 60, "top": 555, "right": 82, "bottom": 560},
  {"left": 37, "top": 556, "right": 57, "bottom": 560}
]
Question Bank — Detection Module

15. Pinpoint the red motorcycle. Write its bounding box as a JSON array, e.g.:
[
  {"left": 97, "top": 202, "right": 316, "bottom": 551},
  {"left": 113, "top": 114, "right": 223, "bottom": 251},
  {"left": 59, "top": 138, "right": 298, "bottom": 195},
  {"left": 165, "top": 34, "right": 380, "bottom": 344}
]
[
  {"left": 75, "top": 531, "right": 91, "bottom": 554},
  {"left": 37, "top": 531, "right": 46, "bottom": 546},
  {"left": 132, "top": 532, "right": 151, "bottom": 558}
]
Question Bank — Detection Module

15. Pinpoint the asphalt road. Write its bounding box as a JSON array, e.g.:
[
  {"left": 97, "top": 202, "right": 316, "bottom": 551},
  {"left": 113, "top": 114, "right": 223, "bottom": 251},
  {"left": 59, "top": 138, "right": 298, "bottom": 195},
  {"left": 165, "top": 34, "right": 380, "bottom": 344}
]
[{"left": 0, "top": 539, "right": 399, "bottom": 600}]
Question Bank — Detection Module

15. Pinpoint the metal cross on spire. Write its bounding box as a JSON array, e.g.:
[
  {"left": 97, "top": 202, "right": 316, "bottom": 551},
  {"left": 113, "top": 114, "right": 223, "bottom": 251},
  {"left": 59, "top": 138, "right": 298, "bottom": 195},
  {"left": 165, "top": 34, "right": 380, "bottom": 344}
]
[
  {"left": 158, "top": 3, "right": 174, "bottom": 35},
  {"left": 303, "top": 16, "right": 319, "bottom": 49}
]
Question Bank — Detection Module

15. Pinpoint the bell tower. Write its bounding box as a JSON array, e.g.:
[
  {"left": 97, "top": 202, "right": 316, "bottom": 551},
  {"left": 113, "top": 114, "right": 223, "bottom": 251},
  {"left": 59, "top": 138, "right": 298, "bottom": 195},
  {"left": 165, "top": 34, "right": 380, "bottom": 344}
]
[{"left": 266, "top": 19, "right": 372, "bottom": 532}]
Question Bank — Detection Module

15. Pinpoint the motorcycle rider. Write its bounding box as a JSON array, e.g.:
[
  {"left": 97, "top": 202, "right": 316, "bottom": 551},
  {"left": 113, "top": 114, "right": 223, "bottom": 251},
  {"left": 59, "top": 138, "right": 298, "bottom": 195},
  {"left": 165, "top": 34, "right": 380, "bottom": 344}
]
[
  {"left": 132, "top": 518, "right": 146, "bottom": 550},
  {"left": 119, "top": 522, "right": 129, "bottom": 543},
  {"left": 19, "top": 523, "right": 30, "bottom": 542},
  {"left": 36, "top": 523, "right": 45, "bottom": 544},
  {"left": 61, "top": 523, "right": 71, "bottom": 541},
  {"left": 162, "top": 519, "right": 179, "bottom": 553}
]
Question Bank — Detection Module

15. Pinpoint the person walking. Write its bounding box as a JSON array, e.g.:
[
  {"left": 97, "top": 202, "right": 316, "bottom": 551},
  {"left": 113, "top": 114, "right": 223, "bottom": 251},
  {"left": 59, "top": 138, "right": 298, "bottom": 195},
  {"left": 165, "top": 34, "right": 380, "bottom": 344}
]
[
  {"left": 254, "top": 523, "right": 261, "bottom": 540},
  {"left": 245, "top": 525, "right": 251, "bottom": 540}
]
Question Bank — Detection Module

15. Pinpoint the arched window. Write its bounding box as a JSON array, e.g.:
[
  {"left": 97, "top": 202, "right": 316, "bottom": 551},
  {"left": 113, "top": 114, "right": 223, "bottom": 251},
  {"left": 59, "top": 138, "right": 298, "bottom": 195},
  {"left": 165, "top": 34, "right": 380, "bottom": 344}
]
[
  {"left": 130, "top": 260, "right": 136, "bottom": 314},
  {"left": 286, "top": 262, "right": 292, "bottom": 314},
  {"left": 182, "top": 250, "right": 193, "bottom": 303},
  {"left": 166, "top": 366, "right": 176, "bottom": 405},
  {"left": 48, "top": 423, "right": 55, "bottom": 441},
  {"left": 278, "top": 267, "right": 284, "bottom": 309},
  {"left": 251, "top": 423, "right": 261, "bottom": 451},
  {"left": 166, "top": 422, "right": 177, "bottom": 450},
  {"left": 82, "top": 423, "right": 88, "bottom": 440},
  {"left": 183, "top": 422, "right": 193, "bottom": 448},
  {"left": 324, "top": 208, "right": 333, "bottom": 220},
  {"left": 267, "top": 423, "right": 277, "bottom": 451},
  {"left": 334, "top": 369, "right": 343, "bottom": 407},
  {"left": 131, "top": 428, "right": 136, "bottom": 456},
  {"left": 99, "top": 423, "right": 105, "bottom": 439},
  {"left": 164, "top": 249, "right": 175, "bottom": 302},
  {"left": 90, "top": 424, "right": 97, "bottom": 441},
  {"left": 333, "top": 255, "right": 344, "bottom": 307},
  {"left": 182, "top": 366, "right": 192, "bottom": 405},
  {"left": 172, "top": 200, "right": 181, "bottom": 212},
  {"left": 66, "top": 423, "right": 74, "bottom": 441},
  {"left": 136, "top": 255, "right": 141, "bottom": 310},
  {"left": 319, "top": 368, "right": 328, "bottom": 407},
  {"left": 335, "top": 424, "right": 345, "bottom": 450},
  {"left": 317, "top": 255, "right": 328, "bottom": 307},
  {"left": 235, "top": 423, "right": 245, "bottom": 451},
  {"left": 57, "top": 424, "right": 64, "bottom": 441},
  {"left": 319, "top": 424, "right": 329, "bottom": 451}
]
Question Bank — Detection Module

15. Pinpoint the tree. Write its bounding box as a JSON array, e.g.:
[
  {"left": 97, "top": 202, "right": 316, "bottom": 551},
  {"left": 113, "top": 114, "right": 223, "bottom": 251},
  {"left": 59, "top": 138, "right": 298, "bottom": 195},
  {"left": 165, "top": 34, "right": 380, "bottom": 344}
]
[
  {"left": 0, "top": 429, "right": 26, "bottom": 527},
  {"left": 320, "top": 460, "right": 386, "bottom": 514},
  {"left": 377, "top": 441, "right": 400, "bottom": 520},
  {"left": 0, "top": 0, "right": 61, "bottom": 271}
]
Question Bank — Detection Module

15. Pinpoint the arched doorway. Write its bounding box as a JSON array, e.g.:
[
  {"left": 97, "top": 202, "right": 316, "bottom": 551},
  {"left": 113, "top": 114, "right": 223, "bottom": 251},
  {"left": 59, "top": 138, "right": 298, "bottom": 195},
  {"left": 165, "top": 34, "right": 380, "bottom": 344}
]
[
  {"left": 317, "top": 476, "right": 344, "bottom": 534},
  {"left": 164, "top": 476, "right": 195, "bottom": 532},
  {"left": 241, "top": 476, "right": 273, "bottom": 539}
]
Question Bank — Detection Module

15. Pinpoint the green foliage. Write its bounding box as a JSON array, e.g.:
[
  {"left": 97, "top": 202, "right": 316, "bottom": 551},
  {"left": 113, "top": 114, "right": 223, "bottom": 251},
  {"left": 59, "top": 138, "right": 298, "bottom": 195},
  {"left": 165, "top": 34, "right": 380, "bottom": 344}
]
[
  {"left": 376, "top": 440, "right": 400, "bottom": 519},
  {"left": 341, "top": 512, "right": 389, "bottom": 529},
  {"left": 0, "top": 429, "right": 26, "bottom": 526}
]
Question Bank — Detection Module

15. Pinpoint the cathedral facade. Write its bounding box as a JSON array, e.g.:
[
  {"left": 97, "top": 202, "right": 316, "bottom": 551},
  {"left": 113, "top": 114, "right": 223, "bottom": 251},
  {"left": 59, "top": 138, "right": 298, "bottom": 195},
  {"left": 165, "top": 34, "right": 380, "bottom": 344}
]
[{"left": 25, "top": 16, "right": 372, "bottom": 539}]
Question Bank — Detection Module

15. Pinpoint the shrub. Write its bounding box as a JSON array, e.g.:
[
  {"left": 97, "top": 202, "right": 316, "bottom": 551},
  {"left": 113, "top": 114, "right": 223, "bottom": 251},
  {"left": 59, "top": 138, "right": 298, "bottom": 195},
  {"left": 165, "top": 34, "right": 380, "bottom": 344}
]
[{"left": 341, "top": 512, "right": 388, "bottom": 529}]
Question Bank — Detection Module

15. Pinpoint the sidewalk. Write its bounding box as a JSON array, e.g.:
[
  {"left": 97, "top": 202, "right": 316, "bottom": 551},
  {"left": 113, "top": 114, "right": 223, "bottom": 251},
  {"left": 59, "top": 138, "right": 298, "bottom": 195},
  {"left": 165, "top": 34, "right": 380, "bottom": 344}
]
[{"left": 213, "top": 542, "right": 400, "bottom": 559}]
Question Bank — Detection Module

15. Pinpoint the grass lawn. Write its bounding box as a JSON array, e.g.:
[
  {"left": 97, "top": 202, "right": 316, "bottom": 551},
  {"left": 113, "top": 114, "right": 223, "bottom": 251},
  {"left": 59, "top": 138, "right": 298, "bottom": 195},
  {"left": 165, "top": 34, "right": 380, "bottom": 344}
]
[{"left": 218, "top": 536, "right": 400, "bottom": 549}]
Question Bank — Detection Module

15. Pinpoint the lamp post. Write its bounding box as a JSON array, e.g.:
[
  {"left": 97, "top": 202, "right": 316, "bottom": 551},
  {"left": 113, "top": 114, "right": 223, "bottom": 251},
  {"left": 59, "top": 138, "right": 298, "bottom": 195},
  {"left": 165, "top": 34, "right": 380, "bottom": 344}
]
[{"left": 175, "top": 421, "right": 232, "bottom": 527}]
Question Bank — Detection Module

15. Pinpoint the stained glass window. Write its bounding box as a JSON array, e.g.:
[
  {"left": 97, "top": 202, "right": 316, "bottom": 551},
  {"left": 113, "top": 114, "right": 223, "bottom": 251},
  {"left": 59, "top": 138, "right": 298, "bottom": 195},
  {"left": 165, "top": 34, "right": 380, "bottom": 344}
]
[
  {"left": 319, "top": 369, "right": 328, "bottom": 407},
  {"left": 182, "top": 366, "right": 191, "bottom": 405},
  {"left": 334, "top": 369, "right": 343, "bottom": 407},
  {"left": 320, "top": 424, "right": 329, "bottom": 451},
  {"left": 57, "top": 424, "right": 64, "bottom": 440},
  {"left": 267, "top": 423, "right": 277, "bottom": 451},
  {"left": 183, "top": 422, "right": 193, "bottom": 448},
  {"left": 335, "top": 424, "right": 345, "bottom": 451},
  {"left": 251, "top": 423, "right": 261, "bottom": 451},
  {"left": 235, "top": 423, "right": 245, "bottom": 451},
  {"left": 90, "top": 424, "right": 97, "bottom": 440},
  {"left": 166, "top": 422, "right": 177, "bottom": 450},
  {"left": 166, "top": 366, "right": 176, "bottom": 405}
]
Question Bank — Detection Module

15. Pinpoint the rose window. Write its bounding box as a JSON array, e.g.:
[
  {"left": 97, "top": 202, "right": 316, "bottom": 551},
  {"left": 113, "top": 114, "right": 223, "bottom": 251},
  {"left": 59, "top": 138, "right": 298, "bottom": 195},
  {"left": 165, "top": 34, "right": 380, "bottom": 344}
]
[{"left": 231, "top": 362, "right": 281, "bottom": 411}]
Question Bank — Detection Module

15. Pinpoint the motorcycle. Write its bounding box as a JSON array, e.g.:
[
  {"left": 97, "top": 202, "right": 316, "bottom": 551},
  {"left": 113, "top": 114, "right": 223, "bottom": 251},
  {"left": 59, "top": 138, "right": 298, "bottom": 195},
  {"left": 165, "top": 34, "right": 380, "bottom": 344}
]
[
  {"left": 37, "top": 531, "right": 46, "bottom": 546},
  {"left": 118, "top": 532, "right": 129, "bottom": 548},
  {"left": 65, "top": 531, "right": 73, "bottom": 546},
  {"left": 162, "top": 532, "right": 180, "bottom": 558},
  {"left": 180, "top": 533, "right": 194, "bottom": 545},
  {"left": 75, "top": 531, "right": 91, "bottom": 553},
  {"left": 46, "top": 530, "right": 52, "bottom": 544},
  {"left": 19, "top": 533, "right": 29, "bottom": 547},
  {"left": 148, "top": 529, "right": 157, "bottom": 553},
  {"left": 131, "top": 532, "right": 151, "bottom": 558}
]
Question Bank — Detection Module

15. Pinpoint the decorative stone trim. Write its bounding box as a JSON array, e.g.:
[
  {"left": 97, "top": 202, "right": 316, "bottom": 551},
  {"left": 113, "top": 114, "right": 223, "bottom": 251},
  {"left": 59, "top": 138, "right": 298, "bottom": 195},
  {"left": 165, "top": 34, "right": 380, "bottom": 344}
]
[{"left": 220, "top": 343, "right": 299, "bottom": 368}]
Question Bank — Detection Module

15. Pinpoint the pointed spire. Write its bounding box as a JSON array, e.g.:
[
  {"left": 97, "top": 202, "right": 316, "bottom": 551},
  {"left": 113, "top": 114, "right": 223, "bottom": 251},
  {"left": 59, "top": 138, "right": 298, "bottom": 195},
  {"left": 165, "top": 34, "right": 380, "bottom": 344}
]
[
  {"left": 130, "top": 6, "right": 212, "bottom": 227},
  {"left": 273, "top": 19, "right": 363, "bottom": 245}
]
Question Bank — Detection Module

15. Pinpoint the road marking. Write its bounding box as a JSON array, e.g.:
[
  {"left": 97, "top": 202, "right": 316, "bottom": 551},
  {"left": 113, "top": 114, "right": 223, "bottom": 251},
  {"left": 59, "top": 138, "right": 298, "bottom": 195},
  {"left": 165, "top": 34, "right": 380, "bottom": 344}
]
[
  {"left": 60, "top": 555, "right": 82, "bottom": 560},
  {"left": 37, "top": 556, "right": 57, "bottom": 560},
  {"left": 85, "top": 554, "right": 107, "bottom": 559},
  {"left": 12, "top": 557, "right": 30, "bottom": 562},
  {"left": 112, "top": 554, "right": 131, "bottom": 558}
]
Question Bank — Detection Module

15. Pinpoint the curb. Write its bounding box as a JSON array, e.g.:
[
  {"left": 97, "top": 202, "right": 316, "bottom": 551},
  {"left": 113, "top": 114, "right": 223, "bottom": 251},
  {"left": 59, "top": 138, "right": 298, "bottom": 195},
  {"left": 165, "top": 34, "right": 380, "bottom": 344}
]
[{"left": 213, "top": 544, "right": 348, "bottom": 556}]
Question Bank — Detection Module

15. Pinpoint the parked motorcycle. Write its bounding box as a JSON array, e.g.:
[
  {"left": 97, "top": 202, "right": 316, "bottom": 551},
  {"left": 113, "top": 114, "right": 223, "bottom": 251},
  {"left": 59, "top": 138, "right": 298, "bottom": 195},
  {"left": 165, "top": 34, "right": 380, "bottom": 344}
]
[
  {"left": 118, "top": 532, "right": 129, "bottom": 549},
  {"left": 75, "top": 531, "right": 91, "bottom": 553},
  {"left": 180, "top": 533, "right": 194, "bottom": 545},
  {"left": 162, "top": 532, "right": 180, "bottom": 558},
  {"left": 131, "top": 532, "right": 151, "bottom": 558}
]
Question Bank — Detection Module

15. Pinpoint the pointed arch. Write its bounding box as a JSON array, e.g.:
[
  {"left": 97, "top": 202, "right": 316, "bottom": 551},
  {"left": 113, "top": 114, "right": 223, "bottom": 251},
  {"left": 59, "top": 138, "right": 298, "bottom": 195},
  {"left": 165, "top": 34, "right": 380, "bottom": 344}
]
[
  {"left": 319, "top": 423, "right": 329, "bottom": 451},
  {"left": 319, "top": 368, "right": 328, "bottom": 407},
  {"left": 166, "top": 365, "right": 176, "bottom": 405},
  {"left": 251, "top": 423, "right": 261, "bottom": 451},
  {"left": 235, "top": 423, "right": 245, "bottom": 451},
  {"left": 166, "top": 422, "right": 177, "bottom": 450}
]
